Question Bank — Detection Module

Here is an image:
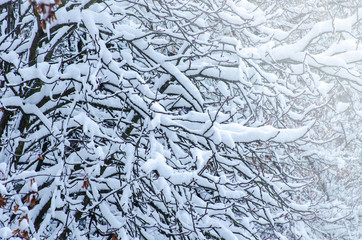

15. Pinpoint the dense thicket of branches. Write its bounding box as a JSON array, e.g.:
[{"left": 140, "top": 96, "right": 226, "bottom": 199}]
[{"left": 0, "top": 0, "right": 360, "bottom": 239}]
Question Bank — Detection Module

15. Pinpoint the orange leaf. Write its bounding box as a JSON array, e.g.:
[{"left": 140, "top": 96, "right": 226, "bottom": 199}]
[
  {"left": 13, "top": 229, "right": 30, "bottom": 239},
  {"left": 111, "top": 234, "right": 118, "bottom": 240},
  {"left": 38, "top": 154, "right": 44, "bottom": 160},
  {"left": 40, "top": 21, "right": 46, "bottom": 30},
  {"left": 14, "top": 205, "right": 19, "bottom": 212},
  {"left": 24, "top": 194, "right": 31, "bottom": 204},
  {"left": 51, "top": 12, "right": 57, "bottom": 21},
  {"left": 0, "top": 194, "right": 7, "bottom": 208},
  {"left": 82, "top": 176, "right": 90, "bottom": 190},
  {"left": 18, "top": 214, "right": 29, "bottom": 226},
  {"left": 30, "top": 193, "right": 39, "bottom": 207},
  {"left": 19, "top": 230, "right": 30, "bottom": 239},
  {"left": 36, "top": 5, "right": 42, "bottom": 13}
]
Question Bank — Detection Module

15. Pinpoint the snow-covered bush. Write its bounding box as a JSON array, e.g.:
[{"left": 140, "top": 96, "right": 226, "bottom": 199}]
[{"left": 0, "top": 0, "right": 360, "bottom": 239}]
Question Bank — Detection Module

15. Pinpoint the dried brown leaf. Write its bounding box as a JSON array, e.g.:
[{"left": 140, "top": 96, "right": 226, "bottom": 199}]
[{"left": 0, "top": 194, "right": 8, "bottom": 208}]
